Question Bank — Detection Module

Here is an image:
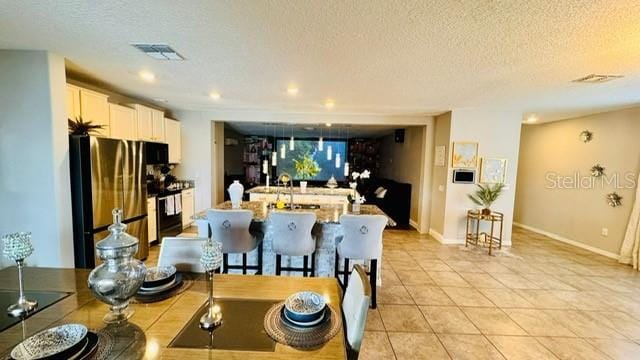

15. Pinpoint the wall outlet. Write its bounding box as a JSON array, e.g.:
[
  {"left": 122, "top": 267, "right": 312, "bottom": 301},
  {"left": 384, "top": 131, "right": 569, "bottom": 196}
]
[{"left": 601, "top": 228, "right": 608, "bottom": 236}]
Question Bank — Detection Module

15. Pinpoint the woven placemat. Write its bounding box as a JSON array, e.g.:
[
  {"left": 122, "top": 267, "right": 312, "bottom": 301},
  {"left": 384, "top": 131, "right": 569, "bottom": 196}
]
[
  {"left": 263, "top": 302, "right": 341, "bottom": 349},
  {"left": 131, "top": 273, "right": 196, "bottom": 304},
  {"left": 86, "top": 328, "right": 114, "bottom": 360}
]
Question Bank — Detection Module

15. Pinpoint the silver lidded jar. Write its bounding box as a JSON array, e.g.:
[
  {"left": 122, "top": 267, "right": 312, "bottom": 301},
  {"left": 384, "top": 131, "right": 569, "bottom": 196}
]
[{"left": 88, "top": 208, "right": 147, "bottom": 324}]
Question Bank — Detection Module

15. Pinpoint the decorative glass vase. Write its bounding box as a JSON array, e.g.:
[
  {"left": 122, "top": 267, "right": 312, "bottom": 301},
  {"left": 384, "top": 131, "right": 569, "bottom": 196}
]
[
  {"left": 2, "top": 232, "right": 38, "bottom": 317},
  {"left": 88, "top": 209, "right": 147, "bottom": 324}
]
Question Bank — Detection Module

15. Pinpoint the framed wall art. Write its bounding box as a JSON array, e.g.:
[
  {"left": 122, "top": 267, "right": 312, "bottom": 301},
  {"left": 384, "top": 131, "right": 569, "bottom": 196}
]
[
  {"left": 451, "top": 142, "right": 478, "bottom": 168},
  {"left": 480, "top": 157, "right": 507, "bottom": 184}
]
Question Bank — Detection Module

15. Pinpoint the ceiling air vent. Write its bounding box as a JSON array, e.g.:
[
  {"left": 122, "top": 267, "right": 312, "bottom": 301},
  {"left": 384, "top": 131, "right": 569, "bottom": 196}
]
[
  {"left": 571, "top": 74, "right": 623, "bottom": 84},
  {"left": 131, "top": 43, "right": 185, "bottom": 60}
]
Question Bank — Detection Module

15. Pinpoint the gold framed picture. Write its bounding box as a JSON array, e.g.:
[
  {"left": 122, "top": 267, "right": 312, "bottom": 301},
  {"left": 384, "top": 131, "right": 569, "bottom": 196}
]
[
  {"left": 451, "top": 142, "right": 478, "bottom": 168},
  {"left": 480, "top": 158, "right": 507, "bottom": 184}
]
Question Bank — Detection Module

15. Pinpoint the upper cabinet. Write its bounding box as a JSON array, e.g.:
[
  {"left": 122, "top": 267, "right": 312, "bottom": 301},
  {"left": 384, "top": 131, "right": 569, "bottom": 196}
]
[
  {"left": 132, "top": 105, "right": 165, "bottom": 142},
  {"left": 165, "top": 118, "right": 181, "bottom": 164},
  {"left": 152, "top": 109, "right": 165, "bottom": 143},
  {"left": 109, "top": 104, "right": 137, "bottom": 140},
  {"left": 66, "top": 84, "right": 81, "bottom": 121},
  {"left": 79, "top": 88, "right": 110, "bottom": 137},
  {"left": 66, "top": 84, "right": 110, "bottom": 137}
]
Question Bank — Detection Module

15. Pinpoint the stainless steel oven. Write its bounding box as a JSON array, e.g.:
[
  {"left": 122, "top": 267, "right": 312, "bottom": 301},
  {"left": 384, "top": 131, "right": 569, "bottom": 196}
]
[{"left": 157, "top": 191, "right": 183, "bottom": 241}]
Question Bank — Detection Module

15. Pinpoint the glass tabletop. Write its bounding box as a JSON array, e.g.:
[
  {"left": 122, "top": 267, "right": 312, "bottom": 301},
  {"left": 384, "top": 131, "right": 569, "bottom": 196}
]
[{"left": 0, "top": 290, "right": 71, "bottom": 332}]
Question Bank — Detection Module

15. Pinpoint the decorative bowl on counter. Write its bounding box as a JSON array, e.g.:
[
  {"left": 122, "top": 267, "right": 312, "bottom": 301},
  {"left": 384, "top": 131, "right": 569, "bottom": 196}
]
[
  {"left": 284, "top": 291, "right": 326, "bottom": 323},
  {"left": 142, "top": 265, "right": 177, "bottom": 289}
]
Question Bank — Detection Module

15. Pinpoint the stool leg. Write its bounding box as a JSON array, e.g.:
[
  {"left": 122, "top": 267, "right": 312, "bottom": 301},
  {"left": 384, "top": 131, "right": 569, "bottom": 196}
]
[
  {"left": 257, "top": 243, "right": 263, "bottom": 275},
  {"left": 311, "top": 252, "right": 316, "bottom": 277},
  {"left": 334, "top": 250, "right": 340, "bottom": 282},
  {"left": 370, "top": 259, "right": 378, "bottom": 309},
  {"left": 223, "top": 253, "right": 229, "bottom": 274},
  {"left": 276, "top": 254, "right": 281, "bottom": 276},
  {"left": 343, "top": 258, "right": 350, "bottom": 288},
  {"left": 303, "top": 256, "right": 308, "bottom": 277},
  {"left": 242, "top": 253, "right": 248, "bottom": 274}
]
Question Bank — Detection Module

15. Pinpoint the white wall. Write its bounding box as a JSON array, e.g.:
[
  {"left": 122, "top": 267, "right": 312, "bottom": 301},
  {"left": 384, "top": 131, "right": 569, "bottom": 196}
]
[
  {"left": 173, "top": 111, "right": 214, "bottom": 213},
  {"left": 438, "top": 108, "right": 522, "bottom": 245},
  {"left": 0, "top": 50, "right": 73, "bottom": 268}
]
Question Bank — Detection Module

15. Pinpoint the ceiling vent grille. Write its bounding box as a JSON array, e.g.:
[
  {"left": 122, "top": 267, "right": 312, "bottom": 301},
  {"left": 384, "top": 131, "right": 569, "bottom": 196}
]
[
  {"left": 571, "top": 74, "right": 623, "bottom": 84},
  {"left": 131, "top": 43, "right": 185, "bottom": 60}
]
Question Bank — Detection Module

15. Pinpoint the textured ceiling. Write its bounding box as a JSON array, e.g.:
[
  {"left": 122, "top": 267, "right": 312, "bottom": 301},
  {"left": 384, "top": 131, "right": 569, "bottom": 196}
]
[{"left": 1, "top": 0, "right": 640, "bottom": 122}]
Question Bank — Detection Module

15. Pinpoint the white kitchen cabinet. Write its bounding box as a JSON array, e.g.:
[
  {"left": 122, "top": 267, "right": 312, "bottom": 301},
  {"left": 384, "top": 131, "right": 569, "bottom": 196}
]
[
  {"left": 108, "top": 104, "right": 137, "bottom": 140},
  {"left": 181, "top": 189, "right": 194, "bottom": 229},
  {"left": 65, "top": 84, "right": 81, "bottom": 121},
  {"left": 151, "top": 109, "right": 165, "bottom": 142},
  {"left": 132, "top": 104, "right": 153, "bottom": 141},
  {"left": 147, "top": 197, "right": 157, "bottom": 244},
  {"left": 165, "top": 118, "right": 181, "bottom": 163},
  {"left": 79, "top": 88, "right": 110, "bottom": 137}
]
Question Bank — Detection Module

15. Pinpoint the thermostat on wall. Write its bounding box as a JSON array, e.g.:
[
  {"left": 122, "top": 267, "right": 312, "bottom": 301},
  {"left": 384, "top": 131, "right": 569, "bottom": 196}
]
[{"left": 452, "top": 169, "right": 475, "bottom": 184}]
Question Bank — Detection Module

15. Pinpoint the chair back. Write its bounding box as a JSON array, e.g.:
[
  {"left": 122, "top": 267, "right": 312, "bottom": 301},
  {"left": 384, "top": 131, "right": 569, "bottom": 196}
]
[
  {"left": 194, "top": 218, "right": 211, "bottom": 238},
  {"left": 342, "top": 264, "right": 371, "bottom": 356},
  {"left": 267, "top": 211, "right": 316, "bottom": 256},
  {"left": 206, "top": 209, "right": 257, "bottom": 254},
  {"left": 158, "top": 237, "right": 207, "bottom": 273},
  {"left": 337, "top": 215, "right": 387, "bottom": 260}
]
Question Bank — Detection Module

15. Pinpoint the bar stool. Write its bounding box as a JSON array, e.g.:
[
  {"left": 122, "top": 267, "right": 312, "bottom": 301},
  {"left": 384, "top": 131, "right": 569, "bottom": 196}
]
[
  {"left": 158, "top": 237, "right": 207, "bottom": 273},
  {"left": 207, "top": 209, "right": 263, "bottom": 275},
  {"left": 334, "top": 214, "right": 387, "bottom": 308},
  {"left": 267, "top": 211, "right": 317, "bottom": 276}
]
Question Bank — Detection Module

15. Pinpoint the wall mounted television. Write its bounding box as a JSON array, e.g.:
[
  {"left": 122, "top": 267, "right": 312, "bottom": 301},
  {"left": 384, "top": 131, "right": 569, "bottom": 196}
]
[{"left": 275, "top": 138, "right": 347, "bottom": 181}]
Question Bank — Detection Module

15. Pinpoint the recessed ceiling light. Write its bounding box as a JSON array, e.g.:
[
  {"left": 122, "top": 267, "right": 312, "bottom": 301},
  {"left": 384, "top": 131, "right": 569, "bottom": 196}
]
[
  {"left": 287, "top": 86, "right": 299, "bottom": 96},
  {"left": 525, "top": 115, "right": 538, "bottom": 123},
  {"left": 139, "top": 70, "right": 155, "bottom": 82},
  {"left": 154, "top": 98, "right": 168, "bottom": 103},
  {"left": 324, "top": 99, "right": 335, "bottom": 109},
  {"left": 209, "top": 92, "right": 221, "bottom": 100},
  {"left": 325, "top": 123, "right": 332, "bottom": 127}
]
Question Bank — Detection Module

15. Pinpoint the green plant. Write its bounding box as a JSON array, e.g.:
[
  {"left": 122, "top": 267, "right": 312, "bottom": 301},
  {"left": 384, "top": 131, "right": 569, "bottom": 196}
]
[
  {"left": 467, "top": 183, "right": 505, "bottom": 209},
  {"left": 293, "top": 152, "right": 321, "bottom": 180},
  {"left": 68, "top": 117, "right": 105, "bottom": 136}
]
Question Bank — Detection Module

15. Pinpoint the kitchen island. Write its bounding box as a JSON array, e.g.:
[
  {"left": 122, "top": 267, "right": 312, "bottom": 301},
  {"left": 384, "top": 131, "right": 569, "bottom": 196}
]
[
  {"left": 196, "top": 201, "right": 395, "bottom": 282},
  {"left": 247, "top": 185, "right": 353, "bottom": 204}
]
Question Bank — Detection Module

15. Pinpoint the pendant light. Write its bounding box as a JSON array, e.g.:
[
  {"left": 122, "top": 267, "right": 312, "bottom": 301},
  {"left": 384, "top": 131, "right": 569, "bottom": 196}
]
[
  {"left": 318, "top": 125, "right": 324, "bottom": 151},
  {"left": 343, "top": 125, "right": 350, "bottom": 176},
  {"left": 271, "top": 124, "right": 277, "bottom": 166},
  {"left": 326, "top": 125, "right": 332, "bottom": 160},
  {"left": 289, "top": 124, "right": 295, "bottom": 150},
  {"left": 335, "top": 153, "right": 341, "bottom": 168},
  {"left": 280, "top": 125, "right": 286, "bottom": 159},
  {"left": 262, "top": 160, "right": 268, "bottom": 174}
]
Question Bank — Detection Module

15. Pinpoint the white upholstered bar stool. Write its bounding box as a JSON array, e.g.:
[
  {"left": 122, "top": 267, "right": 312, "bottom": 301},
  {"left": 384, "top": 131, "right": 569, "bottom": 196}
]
[
  {"left": 158, "top": 237, "right": 207, "bottom": 273},
  {"left": 335, "top": 214, "right": 387, "bottom": 308},
  {"left": 342, "top": 264, "right": 371, "bottom": 360},
  {"left": 206, "top": 209, "right": 262, "bottom": 274},
  {"left": 195, "top": 218, "right": 211, "bottom": 238},
  {"left": 267, "top": 211, "right": 317, "bottom": 276}
]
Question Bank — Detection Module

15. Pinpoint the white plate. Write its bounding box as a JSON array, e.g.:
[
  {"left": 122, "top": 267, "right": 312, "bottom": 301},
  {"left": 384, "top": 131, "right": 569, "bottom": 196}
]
[
  {"left": 139, "top": 277, "right": 176, "bottom": 292},
  {"left": 283, "top": 307, "right": 327, "bottom": 327},
  {"left": 11, "top": 324, "right": 87, "bottom": 360}
]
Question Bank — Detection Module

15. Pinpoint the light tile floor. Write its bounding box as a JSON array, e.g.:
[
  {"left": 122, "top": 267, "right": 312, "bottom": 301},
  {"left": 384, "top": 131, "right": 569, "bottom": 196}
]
[{"left": 146, "top": 226, "right": 640, "bottom": 359}]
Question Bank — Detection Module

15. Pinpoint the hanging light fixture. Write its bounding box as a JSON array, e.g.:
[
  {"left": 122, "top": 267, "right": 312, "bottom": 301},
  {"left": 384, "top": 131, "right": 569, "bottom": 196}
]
[
  {"left": 327, "top": 125, "right": 333, "bottom": 160},
  {"left": 271, "top": 124, "right": 277, "bottom": 166},
  {"left": 289, "top": 124, "right": 295, "bottom": 150},
  {"left": 280, "top": 125, "right": 286, "bottom": 159},
  {"left": 335, "top": 153, "right": 341, "bottom": 168},
  {"left": 343, "top": 125, "right": 350, "bottom": 176},
  {"left": 262, "top": 159, "right": 269, "bottom": 174},
  {"left": 318, "top": 125, "right": 324, "bottom": 151}
]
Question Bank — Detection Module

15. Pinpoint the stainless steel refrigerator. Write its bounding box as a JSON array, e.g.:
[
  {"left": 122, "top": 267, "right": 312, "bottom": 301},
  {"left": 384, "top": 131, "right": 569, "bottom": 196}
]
[{"left": 69, "top": 136, "right": 148, "bottom": 268}]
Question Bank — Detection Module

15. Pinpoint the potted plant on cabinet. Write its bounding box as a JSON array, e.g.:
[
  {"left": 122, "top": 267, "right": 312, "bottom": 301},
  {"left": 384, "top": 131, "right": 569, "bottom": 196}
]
[
  {"left": 68, "top": 117, "right": 105, "bottom": 136},
  {"left": 467, "top": 183, "right": 505, "bottom": 216},
  {"left": 293, "top": 151, "right": 321, "bottom": 193}
]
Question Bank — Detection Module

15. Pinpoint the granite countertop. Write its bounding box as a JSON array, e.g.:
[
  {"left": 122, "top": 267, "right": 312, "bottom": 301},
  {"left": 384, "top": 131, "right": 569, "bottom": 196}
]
[
  {"left": 246, "top": 186, "right": 353, "bottom": 196},
  {"left": 195, "top": 201, "right": 396, "bottom": 226}
]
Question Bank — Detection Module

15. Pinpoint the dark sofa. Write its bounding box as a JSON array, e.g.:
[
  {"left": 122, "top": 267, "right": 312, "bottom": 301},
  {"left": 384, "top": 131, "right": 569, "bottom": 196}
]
[{"left": 359, "top": 178, "right": 412, "bottom": 229}]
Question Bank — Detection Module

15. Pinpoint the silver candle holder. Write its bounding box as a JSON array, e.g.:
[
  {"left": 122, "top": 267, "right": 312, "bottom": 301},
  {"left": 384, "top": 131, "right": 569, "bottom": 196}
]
[
  {"left": 199, "top": 239, "right": 223, "bottom": 331},
  {"left": 2, "top": 232, "right": 38, "bottom": 317}
]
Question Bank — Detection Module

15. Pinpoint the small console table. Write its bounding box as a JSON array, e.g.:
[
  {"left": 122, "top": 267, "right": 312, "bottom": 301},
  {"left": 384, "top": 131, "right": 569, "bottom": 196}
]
[{"left": 465, "top": 210, "right": 504, "bottom": 255}]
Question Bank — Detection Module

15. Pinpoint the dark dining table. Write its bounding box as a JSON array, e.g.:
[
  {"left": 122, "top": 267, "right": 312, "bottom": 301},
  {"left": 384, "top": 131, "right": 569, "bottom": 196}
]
[{"left": 0, "top": 267, "right": 346, "bottom": 359}]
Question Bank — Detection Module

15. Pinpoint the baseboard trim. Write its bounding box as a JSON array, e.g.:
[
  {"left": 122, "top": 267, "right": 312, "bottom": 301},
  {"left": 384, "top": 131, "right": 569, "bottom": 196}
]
[
  {"left": 409, "top": 219, "right": 419, "bottom": 230},
  {"left": 428, "top": 228, "right": 465, "bottom": 245},
  {"left": 513, "top": 222, "right": 619, "bottom": 260}
]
